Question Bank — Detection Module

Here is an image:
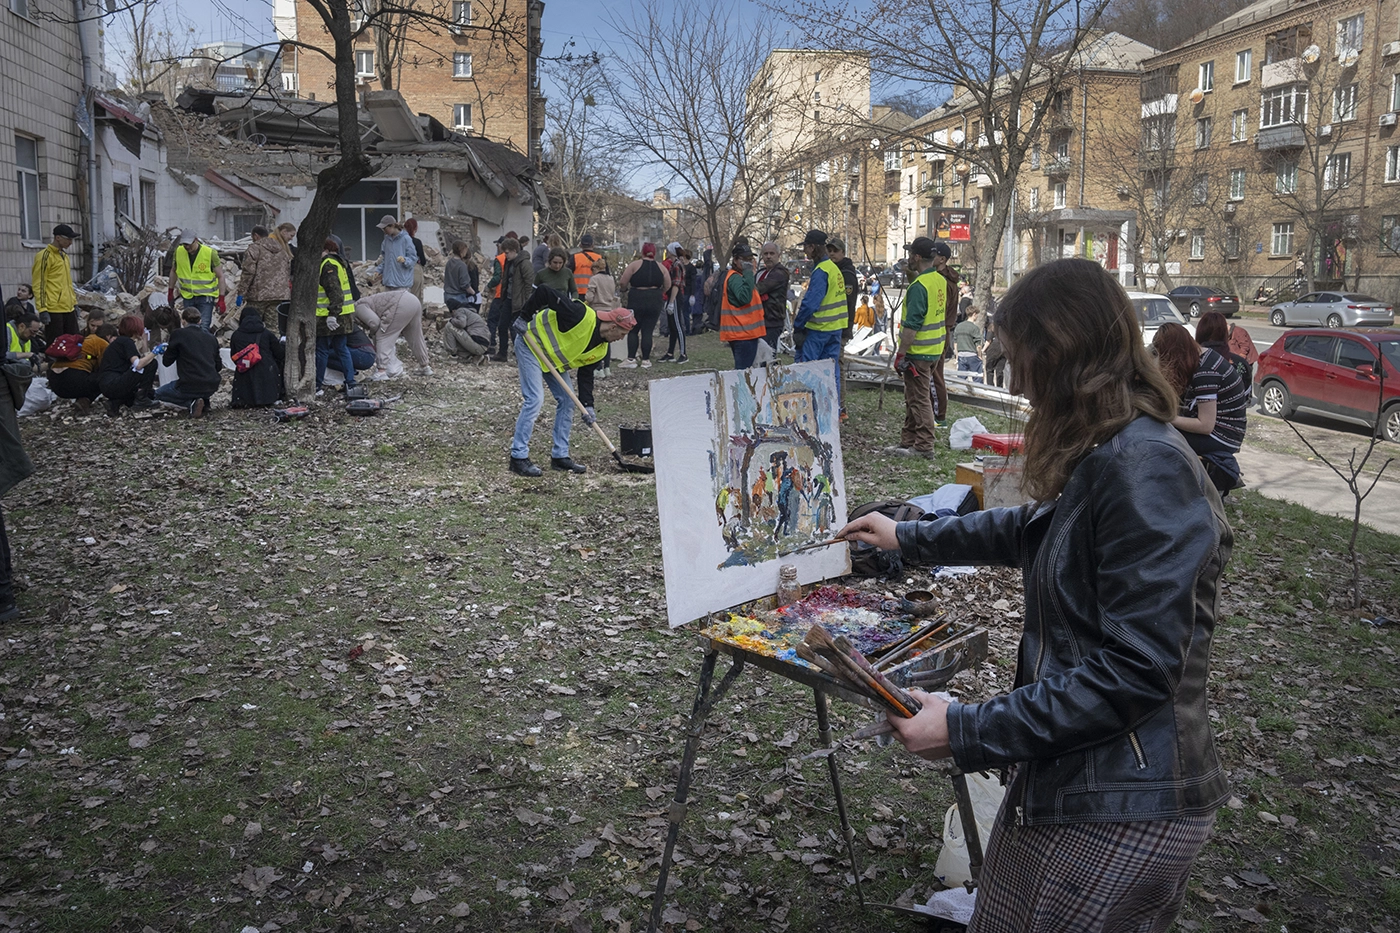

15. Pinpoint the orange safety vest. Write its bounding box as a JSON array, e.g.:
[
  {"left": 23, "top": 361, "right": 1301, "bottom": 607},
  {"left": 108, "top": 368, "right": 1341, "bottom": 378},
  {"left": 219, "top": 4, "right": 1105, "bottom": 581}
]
[
  {"left": 493, "top": 252, "right": 507, "bottom": 299},
  {"left": 572, "top": 250, "right": 601, "bottom": 296},
  {"left": 719, "top": 270, "right": 764, "bottom": 342}
]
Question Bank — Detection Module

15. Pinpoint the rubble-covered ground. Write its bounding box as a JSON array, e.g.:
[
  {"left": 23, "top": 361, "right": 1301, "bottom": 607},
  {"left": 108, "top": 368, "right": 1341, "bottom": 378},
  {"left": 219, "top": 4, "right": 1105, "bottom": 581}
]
[{"left": 0, "top": 334, "right": 1396, "bottom": 933}]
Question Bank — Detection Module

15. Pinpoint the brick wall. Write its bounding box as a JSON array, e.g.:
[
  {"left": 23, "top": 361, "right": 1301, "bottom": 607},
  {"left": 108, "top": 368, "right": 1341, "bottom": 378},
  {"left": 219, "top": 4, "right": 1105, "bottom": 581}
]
[
  {"left": 290, "top": 0, "right": 537, "bottom": 157},
  {"left": 0, "top": 6, "right": 83, "bottom": 293}
]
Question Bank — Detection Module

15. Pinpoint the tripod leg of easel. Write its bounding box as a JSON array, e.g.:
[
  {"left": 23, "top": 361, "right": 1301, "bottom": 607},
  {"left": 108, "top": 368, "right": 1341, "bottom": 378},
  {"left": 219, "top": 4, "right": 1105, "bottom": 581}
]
[
  {"left": 951, "top": 771, "right": 984, "bottom": 887},
  {"left": 648, "top": 650, "right": 745, "bottom": 933},
  {"left": 815, "top": 688, "right": 866, "bottom": 906}
]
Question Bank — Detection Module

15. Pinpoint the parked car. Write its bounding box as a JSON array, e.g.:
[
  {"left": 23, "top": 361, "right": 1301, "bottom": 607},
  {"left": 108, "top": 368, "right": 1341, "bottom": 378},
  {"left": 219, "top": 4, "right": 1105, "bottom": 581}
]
[
  {"left": 1255, "top": 327, "right": 1400, "bottom": 442},
  {"left": 1267, "top": 292, "right": 1395, "bottom": 329},
  {"left": 1127, "top": 291, "right": 1195, "bottom": 346},
  {"left": 1166, "top": 285, "right": 1241, "bottom": 318}
]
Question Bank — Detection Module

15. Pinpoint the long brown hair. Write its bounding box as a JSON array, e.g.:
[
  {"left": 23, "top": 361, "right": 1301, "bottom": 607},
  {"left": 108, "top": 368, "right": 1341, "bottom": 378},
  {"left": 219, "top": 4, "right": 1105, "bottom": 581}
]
[
  {"left": 996, "top": 259, "right": 1177, "bottom": 501},
  {"left": 1151, "top": 322, "right": 1200, "bottom": 396}
]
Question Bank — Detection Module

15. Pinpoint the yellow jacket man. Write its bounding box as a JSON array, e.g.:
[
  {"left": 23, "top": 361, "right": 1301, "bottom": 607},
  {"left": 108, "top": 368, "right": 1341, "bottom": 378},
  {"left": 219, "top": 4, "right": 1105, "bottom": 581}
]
[{"left": 30, "top": 224, "right": 78, "bottom": 342}]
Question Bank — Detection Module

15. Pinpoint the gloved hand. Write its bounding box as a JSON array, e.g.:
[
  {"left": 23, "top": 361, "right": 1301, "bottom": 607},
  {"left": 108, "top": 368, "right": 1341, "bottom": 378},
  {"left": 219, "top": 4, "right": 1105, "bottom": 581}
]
[
  {"left": 511, "top": 317, "right": 528, "bottom": 337},
  {"left": 216, "top": 296, "right": 227, "bottom": 317},
  {"left": 894, "top": 351, "right": 908, "bottom": 374},
  {"left": 326, "top": 316, "right": 340, "bottom": 332},
  {"left": 167, "top": 287, "right": 175, "bottom": 307},
  {"left": 582, "top": 406, "right": 597, "bottom": 426}
]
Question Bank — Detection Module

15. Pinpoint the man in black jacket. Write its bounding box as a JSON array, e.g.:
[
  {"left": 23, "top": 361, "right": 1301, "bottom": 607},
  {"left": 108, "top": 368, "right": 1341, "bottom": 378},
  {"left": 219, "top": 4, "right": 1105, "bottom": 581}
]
[
  {"left": 154, "top": 307, "right": 221, "bottom": 417},
  {"left": 754, "top": 242, "right": 789, "bottom": 352},
  {"left": 827, "top": 238, "right": 860, "bottom": 339}
]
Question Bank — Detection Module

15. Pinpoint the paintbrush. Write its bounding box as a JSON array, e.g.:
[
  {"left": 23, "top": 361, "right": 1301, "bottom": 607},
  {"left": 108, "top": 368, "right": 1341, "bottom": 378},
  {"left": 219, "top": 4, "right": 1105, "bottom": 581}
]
[
  {"left": 874, "top": 619, "right": 953, "bottom": 671},
  {"left": 803, "top": 625, "right": 919, "bottom": 719},
  {"left": 788, "top": 535, "right": 848, "bottom": 554},
  {"left": 833, "top": 633, "right": 923, "bottom": 718}
]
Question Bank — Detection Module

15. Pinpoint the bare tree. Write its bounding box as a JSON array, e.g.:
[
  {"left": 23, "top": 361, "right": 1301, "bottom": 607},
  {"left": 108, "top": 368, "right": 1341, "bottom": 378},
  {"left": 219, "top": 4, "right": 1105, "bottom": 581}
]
[
  {"left": 778, "top": 0, "right": 1113, "bottom": 310},
  {"left": 112, "top": 0, "right": 193, "bottom": 98},
  {"left": 598, "top": 0, "right": 793, "bottom": 253},
  {"left": 539, "top": 55, "right": 627, "bottom": 247}
]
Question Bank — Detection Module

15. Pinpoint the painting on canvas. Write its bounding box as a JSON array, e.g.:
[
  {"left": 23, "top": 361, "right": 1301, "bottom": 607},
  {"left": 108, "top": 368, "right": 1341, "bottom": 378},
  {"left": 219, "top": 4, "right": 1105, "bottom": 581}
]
[{"left": 650, "top": 360, "right": 850, "bottom": 627}]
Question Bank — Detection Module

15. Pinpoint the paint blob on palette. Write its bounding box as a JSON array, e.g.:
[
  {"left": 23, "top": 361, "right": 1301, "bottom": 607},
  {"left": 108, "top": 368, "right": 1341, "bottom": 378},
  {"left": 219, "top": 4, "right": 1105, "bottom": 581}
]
[
  {"left": 651, "top": 360, "right": 851, "bottom": 628},
  {"left": 700, "top": 586, "right": 915, "bottom": 666}
]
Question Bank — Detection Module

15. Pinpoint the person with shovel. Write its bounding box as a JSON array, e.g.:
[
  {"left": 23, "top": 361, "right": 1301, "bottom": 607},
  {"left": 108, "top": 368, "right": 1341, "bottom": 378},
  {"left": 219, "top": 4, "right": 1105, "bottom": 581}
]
[{"left": 510, "top": 286, "right": 635, "bottom": 478}]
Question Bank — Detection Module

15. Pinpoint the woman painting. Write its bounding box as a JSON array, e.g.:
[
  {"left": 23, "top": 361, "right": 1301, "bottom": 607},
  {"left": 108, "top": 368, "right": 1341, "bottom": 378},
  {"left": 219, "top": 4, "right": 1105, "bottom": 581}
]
[
  {"left": 841, "top": 258, "right": 1231, "bottom": 933},
  {"left": 617, "top": 242, "right": 671, "bottom": 368}
]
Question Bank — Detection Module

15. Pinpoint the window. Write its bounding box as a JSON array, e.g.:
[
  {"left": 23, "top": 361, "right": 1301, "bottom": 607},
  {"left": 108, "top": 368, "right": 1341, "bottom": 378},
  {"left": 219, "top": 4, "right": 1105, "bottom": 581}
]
[
  {"left": 1053, "top": 181, "right": 1067, "bottom": 208},
  {"left": 453, "top": 103, "right": 472, "bottom": 129},
  {"left": 1272, "top": 221, "right": 1295, "bottom": 255},
  {"left": 453, "top": 52, "right": 472, "bottom": 77},
  {"left": 1231, "top": 109, "right": 1248, "bottom": 142},
  {"left": 1336, "top": 14, "right": 1364, "bottom": 55},
  {"left": 1142, "top": 115, "right": 1175, "bottom": 150},
  {"left": 1192, "top": 174, "right": 1208, "bottom": 204},
  {"left": 1226, "top": 224, "right": 1241, "bottom": 258},
  {"left": 1151, "top": 174, "right": 1169, "bottom": 209},
  {"left": 1190, "top": 229, "right": 1205, "bottom": 259},
  {"left": 1381, "top": 214, "right": 1400, "bottom": 252},
  {"left": 452, "top": 0, "right": 471, "bottom": 27},
  {"left": 1199, "top": 61, "right": 1215, "bottom": 92},
  {"left": 1388, "top": 146, "right": 1400, "bottom": 183},
  {"left": 1236, "top": 49, "right": 1252, "bottom": 83},
  {"left": 1196, "top": 116, "right": 1213, "bottom": 148},
  {"left": 1286, "top": 333, "right": 1334, "bottom": 361},
  {"left": 918, "top": 206, "right": 929, "bottom": 227},
  {"left": 1324, "top": 151, "right": 1351, "bottom": 189},
  {"left": 1265, "top": 24, "right": 1310, "bottom": 65},
  {"left": 1229, "top": 167, "right": 1247, "bottom": 200},
  {"left": 1052, "top": 132, "right": 1069, "bottom": 159},
  {"left": 1030, "top": 144, "right": 1041, "bottom": 169},
  {"left": 15, "top": 134, "right": 40, "bottom": 243},
  {"left": 140, "top": 178, "right": 156, "bottom": 227},
  {"left": 113, "top": 182, "right": 130, "bottom": 221},
  {"left": 813, "top": 71, "right": 821, "bottom": 83},
  {"left": 354, "top": 49, "right": 375, "bottom": 77},
  {"left": 884, "top": 146, "right": 902, "bottom": 172},
  {"left": 1276, "top": 159, "right": 1297, "bottom": 193},
  {"left": 1393, "top": 75, "right": 1400, "bottom": 112},
  {"left": 1261, "top": 85, "right": 1307, "bottom": 128},
  {"left": 813, "top": 109, "right": 821, "bottom": 123},
  {"left": 1336, "top": 337, "right": 1375, "bottom": 370},
  {"left": 813, "top": 90, "right": 820, "bottom": 101},
  {"left": 8, "top": 0, "right": 29, "bottom": 16},
  {"left": 1028, "top": 186, "right": 1040, "bottom": 210},
  {"left": 1140, "top": 65, "right": 1179, "bottom": 101},
  {"left": 1333, "top": 84, "right": 1358, "bottom": 122}
]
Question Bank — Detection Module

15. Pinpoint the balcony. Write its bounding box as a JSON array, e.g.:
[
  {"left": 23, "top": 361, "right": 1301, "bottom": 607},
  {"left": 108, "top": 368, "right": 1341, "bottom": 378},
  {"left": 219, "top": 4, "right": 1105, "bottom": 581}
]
[
  {"left": 1044, "top": 156, "right": 1071, "bottom": 176},
  {"left": 1049, "top": 107, "right": 1075, "bottom": 128},
  {"left": 1141, "top": 95, "right": 1178, "bottom": 118},
  {"left": 1256, "top": 124, "right": 1305, "bottom": 150}
]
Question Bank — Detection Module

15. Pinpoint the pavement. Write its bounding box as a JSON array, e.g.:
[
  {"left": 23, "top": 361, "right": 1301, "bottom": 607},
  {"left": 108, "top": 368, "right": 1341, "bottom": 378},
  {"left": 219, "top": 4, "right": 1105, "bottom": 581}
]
[{"left": 1235, "top": 442, "right": 1400, "bottom": 536}]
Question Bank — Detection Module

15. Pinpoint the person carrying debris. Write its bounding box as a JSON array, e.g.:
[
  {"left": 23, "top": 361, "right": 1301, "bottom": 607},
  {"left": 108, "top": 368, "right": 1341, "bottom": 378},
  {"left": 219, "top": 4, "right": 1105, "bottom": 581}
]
[
  {"left": 840, "top": 258, "right": 1231, "bottom": 933},
  {"left": 509, "top": 286, "right": 634, "bottom": 478}
]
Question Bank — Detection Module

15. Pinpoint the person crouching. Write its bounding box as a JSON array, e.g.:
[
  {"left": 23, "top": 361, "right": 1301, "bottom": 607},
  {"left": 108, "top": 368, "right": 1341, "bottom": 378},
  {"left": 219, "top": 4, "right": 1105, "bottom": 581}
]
[
  {"left": 154, "top": 306, "right": 221, "bottom": 417},
  {"left": 509, "top": 285, "right": 634, "bottom": 477}
]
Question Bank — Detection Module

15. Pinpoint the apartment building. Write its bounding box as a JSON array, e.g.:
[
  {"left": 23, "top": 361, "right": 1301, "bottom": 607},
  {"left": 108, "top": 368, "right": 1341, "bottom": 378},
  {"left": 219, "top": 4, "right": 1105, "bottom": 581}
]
[
  {"left": 745, "top": 49, "right": 904, "bottom": 262},
  {"left": 893, "top": 32, "right": 1156, "bottom": 284},
  {"left": 1139, "top": 0, "right": 1400, "bottom": 295},
  {"left": 278, "top": 0, "right": 545, "bottom": 162}
]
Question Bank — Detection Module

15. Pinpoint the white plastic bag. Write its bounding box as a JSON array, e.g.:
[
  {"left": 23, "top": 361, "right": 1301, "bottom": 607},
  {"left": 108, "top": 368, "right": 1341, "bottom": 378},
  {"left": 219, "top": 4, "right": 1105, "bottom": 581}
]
[
  {"left": 934, "top": 771, "right": 1006, "bottom": 889},
  {"left": 753, "top": 338, "right": 775, "bottom": 367},
  {"left": 948, "top": 416, "right": 988, "bottom": 449},
  {"left": 17, "top": 377, "right": 55, "bottom": 418}
]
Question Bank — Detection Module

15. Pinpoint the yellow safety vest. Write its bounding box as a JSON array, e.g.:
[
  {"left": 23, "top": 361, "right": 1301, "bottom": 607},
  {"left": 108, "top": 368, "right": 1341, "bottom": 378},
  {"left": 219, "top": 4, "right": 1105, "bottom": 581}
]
[
  {"left": 174, "top": 243, "right": 220, "bottom": 298},
  {"left": 317, "top": 257, "right": 356, "bottom": 317},
  {"left": 903, "top": 269, "right": 948, "bottom": 359},
  {"left": 806, "top": 258, "right": 847, "bottom": 332},
  {"left": 527, "top": 302, "right": 607, "bottom": 372},
  {"left": 7, "top": 323, "right": 30, "bottom": 355}
]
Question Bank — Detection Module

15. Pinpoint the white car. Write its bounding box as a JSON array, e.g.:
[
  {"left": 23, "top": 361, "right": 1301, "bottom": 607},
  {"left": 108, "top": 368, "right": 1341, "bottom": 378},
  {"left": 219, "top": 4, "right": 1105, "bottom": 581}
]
[{"left": 1127, "top": 291, "right": 1196, "bottom": 346}]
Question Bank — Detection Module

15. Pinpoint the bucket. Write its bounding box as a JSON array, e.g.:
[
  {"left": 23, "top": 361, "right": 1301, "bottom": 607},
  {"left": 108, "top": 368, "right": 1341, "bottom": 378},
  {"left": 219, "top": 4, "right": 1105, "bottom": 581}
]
[{"left": 620, "top": 424, "right": 653, "bottom": 457}]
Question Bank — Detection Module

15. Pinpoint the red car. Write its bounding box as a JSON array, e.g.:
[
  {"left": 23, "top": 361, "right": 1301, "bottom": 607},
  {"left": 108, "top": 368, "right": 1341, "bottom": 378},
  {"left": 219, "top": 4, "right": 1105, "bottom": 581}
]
[{"left": 1255, "top": 328, "right": 1400, "bottom": 442}]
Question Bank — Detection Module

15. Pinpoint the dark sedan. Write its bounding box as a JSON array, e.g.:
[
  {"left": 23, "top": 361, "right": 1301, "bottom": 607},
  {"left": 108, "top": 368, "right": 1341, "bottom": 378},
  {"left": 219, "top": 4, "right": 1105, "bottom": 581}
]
[
  {"left": 1167, "top": 285, "right": 1240, "bottom": 318},
  {"left": 1255, "top": 328, "right": 1400, "bottom": 442}
]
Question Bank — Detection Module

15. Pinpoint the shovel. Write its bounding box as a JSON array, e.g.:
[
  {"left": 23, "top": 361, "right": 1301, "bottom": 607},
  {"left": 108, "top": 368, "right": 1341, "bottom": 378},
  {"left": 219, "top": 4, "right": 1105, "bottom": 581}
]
[{"left": 523, "top": 332, "right": 654, "bottom": 474}]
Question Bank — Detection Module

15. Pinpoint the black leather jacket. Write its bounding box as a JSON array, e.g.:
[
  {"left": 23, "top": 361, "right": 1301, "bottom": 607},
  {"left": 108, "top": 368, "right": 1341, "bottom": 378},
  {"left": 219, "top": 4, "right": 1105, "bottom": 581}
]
[{"left": 896, "top": 416, "right": 1232, "bottom": 826}]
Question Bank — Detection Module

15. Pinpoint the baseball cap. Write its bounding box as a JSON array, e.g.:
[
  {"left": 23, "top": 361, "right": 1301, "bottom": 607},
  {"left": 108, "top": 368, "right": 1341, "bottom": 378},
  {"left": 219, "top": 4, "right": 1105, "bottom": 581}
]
[
  {"left": 931, "top": 240, "right": 953, "bottom": 259},
  {"left": 579, "top": 233, "right": 594, "bottom": 247},
  {"left": 179, "top": 230, "right": 198, "bottom": 244},
  {"left": 52, "top": 223, "right": 78, "bottom": 239},
  {"left": 906, "top": 236, "right": 936, "bottom": 258},
  {"left": 596, "top": 307, "right": 637, "bottom": 331},
  {"left": 376, "top": 214, "right": 399, "bottom": 229},
  {"left": 801, "top": 229, "right": 828, "bottom": 247},
  {"left": 732, "top": 242, "right": 754, "bottom": 259},
  {"left": 828, "top": 237, "right": 846, "bottom": 252}
]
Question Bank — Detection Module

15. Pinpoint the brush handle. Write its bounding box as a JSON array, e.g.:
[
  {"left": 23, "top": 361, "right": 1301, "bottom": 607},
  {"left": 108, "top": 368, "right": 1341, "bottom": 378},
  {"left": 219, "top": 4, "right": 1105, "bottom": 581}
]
[{"left": 834, "top": 634, "right": 922, "bottom": 716}]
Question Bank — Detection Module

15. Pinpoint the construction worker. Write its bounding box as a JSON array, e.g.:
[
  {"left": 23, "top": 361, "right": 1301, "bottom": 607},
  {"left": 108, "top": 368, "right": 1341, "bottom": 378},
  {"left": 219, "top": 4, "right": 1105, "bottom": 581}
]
[
  {"left": 30, "top": 224, "right": 78, "bottom": 342},
  {"left": 718, "top": 242, "right": 764, "bottom": 369},
  {"left": 170, "top": 231, "right": 229, "bottom": 333},
  {"left": 569, "top": 233, "right": 603, "bottom": 299},
  {"left": 510, "top": 286, "right": 635, "bottom": 478},
  {"left": 5, "top": 313, "right": 40, "bottom": 363},
  {"left": 887, "top": 237, "right": 948, "bottom": 457},
  {"left": 792, "top": 229, "right": 848, "bottom": 411}
]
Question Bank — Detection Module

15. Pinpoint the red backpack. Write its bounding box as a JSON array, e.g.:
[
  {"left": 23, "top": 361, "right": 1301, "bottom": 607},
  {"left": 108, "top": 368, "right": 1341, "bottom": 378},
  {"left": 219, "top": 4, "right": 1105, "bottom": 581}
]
[{"left": 45, "top": 332, "right": 83, "bottom": 362}]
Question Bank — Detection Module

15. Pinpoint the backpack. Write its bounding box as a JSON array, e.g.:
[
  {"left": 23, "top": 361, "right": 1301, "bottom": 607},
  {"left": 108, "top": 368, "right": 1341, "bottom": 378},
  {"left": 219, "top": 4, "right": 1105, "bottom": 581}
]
[
  {"left": 704, "top": 270, "right": 724, "bottom": 331},
  {"left": 232, "top": 341, "right": 262, "bottom": 373},
  {"left": 44, "top": 332, "right": 83, "bottom": 362},
  {"left": 845, "top": 499, "right": 928, "bottom": 578}
]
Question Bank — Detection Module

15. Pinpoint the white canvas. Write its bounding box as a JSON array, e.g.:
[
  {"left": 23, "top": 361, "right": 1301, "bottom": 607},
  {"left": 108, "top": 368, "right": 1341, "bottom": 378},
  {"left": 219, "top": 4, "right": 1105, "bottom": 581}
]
[{"left": 650, "top": 360, "right": 851, "bottom": 628}]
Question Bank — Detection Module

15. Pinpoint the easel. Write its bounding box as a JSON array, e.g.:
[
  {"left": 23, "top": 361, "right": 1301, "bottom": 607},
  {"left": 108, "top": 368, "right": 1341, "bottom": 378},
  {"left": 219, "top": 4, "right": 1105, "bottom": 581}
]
[{"left": 647, "top": 628, "right": 988, "bottom": 933}]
